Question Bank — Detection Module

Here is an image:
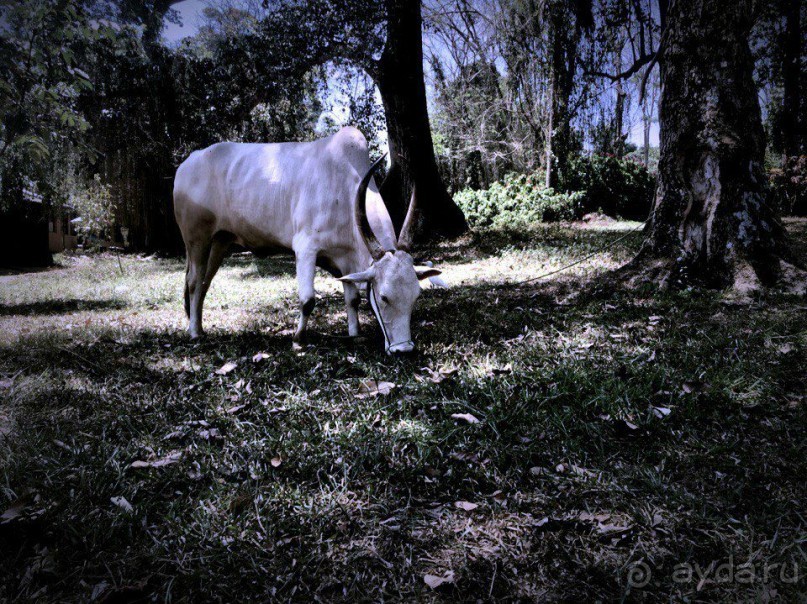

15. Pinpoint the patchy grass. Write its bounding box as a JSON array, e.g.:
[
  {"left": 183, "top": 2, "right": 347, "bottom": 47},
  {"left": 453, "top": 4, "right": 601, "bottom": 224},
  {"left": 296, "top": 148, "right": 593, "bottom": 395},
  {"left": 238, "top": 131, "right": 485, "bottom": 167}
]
[{"left": 1, "top": 220, "right": 805, "bottom": 602}]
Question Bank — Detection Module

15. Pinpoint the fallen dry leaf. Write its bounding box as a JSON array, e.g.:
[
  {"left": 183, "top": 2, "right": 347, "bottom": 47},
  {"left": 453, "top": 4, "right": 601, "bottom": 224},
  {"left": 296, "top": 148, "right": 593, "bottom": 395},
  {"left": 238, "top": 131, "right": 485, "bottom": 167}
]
[
  {"left": 270, "top": 456, "right": 282, "bottom": 467},
  {"left": 419, "top": 367, "right": 445, "bottom": 384},
  {"left": 424, "top": 571, "right": 455, "bottom": 589},
  {"left": 419, "top": 366, "right": 459, "bottom": 384},
  {"left": 0, "top": 498, "right": 29, "bottom": 524},
  {"left": 597, "top": 523, "right": 631, "bottom": 535},
  {"left": 450, "top": 413, "right": 480, "bottom": 424},
  {"left": 130, "top": 451, "right": 182, "bottom": 469},
  {"left": 198, "top": 428, "right": 220, "bottom": 440},
  {"left": 252, "top": 352, "right": 270, "bottom": 363},
  {"left": 450, "top": 451, "right": 480, "bottom": 463},
  {"left": 681, "top": 380, "right": 708, "bottom": 395},
  {"left": 620, "top": 419, "right": 639, "bottom": 431},
  {"left": 355, "top": 379, "right": 396, "bottom": 398},
  {"left": 490, "top": 490, "right": 507, "bottom": 503},
  {"left": 110, "top": 496, "right": 133, "bottom": 513},
  {"left": 652, "top": 406, "right": 672, "bottom": 418},
  {"left": 454, "top": 501, "right": 479, "bottom": 511},
  {"left": 215, "top": 361, "right": 237, "bottom": 375},
  {"left": 579, "top": 511, "right": 612, "bottom": 523},
  {"left": 569, "top": 464, "right": 598, "bottom": 478}
]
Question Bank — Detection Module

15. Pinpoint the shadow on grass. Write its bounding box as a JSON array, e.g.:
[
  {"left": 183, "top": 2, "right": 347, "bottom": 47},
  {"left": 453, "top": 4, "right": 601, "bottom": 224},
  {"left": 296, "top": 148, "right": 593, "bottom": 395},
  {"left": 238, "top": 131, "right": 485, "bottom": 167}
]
[
  {"left": 223, "top": 252, "right": 297, "bottom": 279},
  {"left": 0, "top": 298, "right": 127, "bottom": 316}
]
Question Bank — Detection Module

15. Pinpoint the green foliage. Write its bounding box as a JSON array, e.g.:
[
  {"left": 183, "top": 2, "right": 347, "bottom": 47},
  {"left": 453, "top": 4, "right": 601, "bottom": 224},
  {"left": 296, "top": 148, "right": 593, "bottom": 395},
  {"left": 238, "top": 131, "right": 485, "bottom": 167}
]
[
  {"left": 561, "top": 154, "right": 656, "bottom": 220},
  {"left": 67, "top": 174, "right": 120, "bottom": 241},
  {"left": 624, "top": 146, "right": 660, "bottom": 174},
  {"left": 0, "top": 0, "right": 98, "bottom": 182},
  {"left": 431, "top": 58, "right": 512, "bottom": 191},
  {"left": 455, "top": 172, "right": 584, "bottom": 228},
  {"left": 455, "top": 153, "right": 655, "bottom": 228}
]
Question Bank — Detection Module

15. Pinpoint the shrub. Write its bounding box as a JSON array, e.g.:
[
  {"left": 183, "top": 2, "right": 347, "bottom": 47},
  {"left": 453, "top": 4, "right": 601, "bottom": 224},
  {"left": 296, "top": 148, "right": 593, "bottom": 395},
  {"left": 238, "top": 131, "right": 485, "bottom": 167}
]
[
  {"left": 455, "top": 155, "right": 655, "bottom": 229},
  {"left": 561, "top": 154, "right": 655, "bottom": 220},
  {"left": 68, "top": 174, "right": 120, "bottom": 245},
  {"left": 455, "top": 172, "right": 584, "bottom": 228}
]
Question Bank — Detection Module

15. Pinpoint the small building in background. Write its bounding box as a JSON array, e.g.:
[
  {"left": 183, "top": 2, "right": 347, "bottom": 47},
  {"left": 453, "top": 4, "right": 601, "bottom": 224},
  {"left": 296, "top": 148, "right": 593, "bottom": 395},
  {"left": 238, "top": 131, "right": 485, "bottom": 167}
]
[
  {"left": 0, "top": 183, "right": 51, "bottom": 268},
  {"left": 48, "top": 207, "right": 79, "bottom": 253}
]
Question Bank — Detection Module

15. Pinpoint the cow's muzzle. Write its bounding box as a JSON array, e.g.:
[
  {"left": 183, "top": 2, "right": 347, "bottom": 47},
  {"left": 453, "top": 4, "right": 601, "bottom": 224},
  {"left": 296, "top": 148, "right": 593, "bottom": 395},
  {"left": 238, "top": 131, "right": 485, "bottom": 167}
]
[{"left": 387, "top": 341, "right": 415, "bottom": 355}]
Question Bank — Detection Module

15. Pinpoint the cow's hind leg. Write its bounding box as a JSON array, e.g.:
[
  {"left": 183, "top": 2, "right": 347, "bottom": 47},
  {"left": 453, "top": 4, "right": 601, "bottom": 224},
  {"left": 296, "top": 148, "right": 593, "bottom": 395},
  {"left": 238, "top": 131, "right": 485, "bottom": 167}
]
[
  {"left": 293, "top": 248, "right": 317, "bottom": 343},
  {"left": 184, "top": 256, "right": 191, "bottom": 318},
  {"left": 186, "top": 240, "right": 212, "bottom": 339},
  {"left": 202, "top": 232, "right": 233, "bottom": 299}
]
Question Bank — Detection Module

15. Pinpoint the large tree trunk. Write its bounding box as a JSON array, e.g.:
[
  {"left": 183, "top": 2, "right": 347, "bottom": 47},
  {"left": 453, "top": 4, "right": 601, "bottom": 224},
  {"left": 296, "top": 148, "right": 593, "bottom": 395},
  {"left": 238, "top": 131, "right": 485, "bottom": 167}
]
[
  {"left": 780, "top": 0, "right": 802, "bottom": 160},
  {"left": 547, "top": 4, "right": 573, "bottom": 188},
  {"left": 625, "top": 0, "right": 803, "bottom": 294},
  {"left": 614, "top": 77, "right": 626, "bottom": 159},
  {"left": 546, "top": 0, "right": 590, "bottom": 187},
  {"left": 374, "top": 0, "right": 467, "bottom": 238}
]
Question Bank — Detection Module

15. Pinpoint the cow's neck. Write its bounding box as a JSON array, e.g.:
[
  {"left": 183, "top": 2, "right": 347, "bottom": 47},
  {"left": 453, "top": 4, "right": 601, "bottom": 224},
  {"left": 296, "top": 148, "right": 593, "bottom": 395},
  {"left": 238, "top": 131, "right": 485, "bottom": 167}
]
[{"left": 340, "top": 244, "right": 377, "bottom": 278}]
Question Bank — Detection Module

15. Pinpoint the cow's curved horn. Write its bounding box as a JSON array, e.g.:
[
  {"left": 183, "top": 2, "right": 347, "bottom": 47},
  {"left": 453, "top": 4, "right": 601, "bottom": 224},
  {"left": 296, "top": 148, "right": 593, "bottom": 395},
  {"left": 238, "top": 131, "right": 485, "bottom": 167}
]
[
  {"left": 396, "top": 183, "right": 417, "bottom": 252},
  {"left": 356, "top": 154, "right": 388, "bottom": 261}
]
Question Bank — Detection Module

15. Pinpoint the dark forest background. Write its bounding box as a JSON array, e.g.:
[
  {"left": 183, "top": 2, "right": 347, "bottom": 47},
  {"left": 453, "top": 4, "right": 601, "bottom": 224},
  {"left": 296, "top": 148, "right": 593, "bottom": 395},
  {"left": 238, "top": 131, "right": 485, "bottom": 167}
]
[{"left": 1, "top": 0, "right": 805, "bottom": 286}]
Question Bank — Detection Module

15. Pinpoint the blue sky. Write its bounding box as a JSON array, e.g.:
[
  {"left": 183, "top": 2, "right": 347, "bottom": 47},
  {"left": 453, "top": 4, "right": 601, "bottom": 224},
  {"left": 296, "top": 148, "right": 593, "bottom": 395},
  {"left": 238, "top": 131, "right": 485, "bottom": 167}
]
[
  {"left": 162, "top": 0, "right": 205, "bottom": 43},
  {"left": 161, "top": 0, "right": 659, "bottom": 147}
]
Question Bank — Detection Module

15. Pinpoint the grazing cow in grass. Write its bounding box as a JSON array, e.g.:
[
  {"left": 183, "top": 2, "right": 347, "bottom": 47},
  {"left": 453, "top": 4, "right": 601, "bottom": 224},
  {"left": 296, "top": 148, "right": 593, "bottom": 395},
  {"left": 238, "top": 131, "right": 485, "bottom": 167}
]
[{"left": 173, "top": 127, "right": 441, "bottom": 354}]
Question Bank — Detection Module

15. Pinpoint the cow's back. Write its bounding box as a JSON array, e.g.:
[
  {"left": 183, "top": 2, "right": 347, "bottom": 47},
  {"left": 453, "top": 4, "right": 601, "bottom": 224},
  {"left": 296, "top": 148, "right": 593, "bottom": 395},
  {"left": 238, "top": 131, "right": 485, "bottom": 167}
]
[{"left": 173, "top": 127, "right": 395, "bottom": 255}]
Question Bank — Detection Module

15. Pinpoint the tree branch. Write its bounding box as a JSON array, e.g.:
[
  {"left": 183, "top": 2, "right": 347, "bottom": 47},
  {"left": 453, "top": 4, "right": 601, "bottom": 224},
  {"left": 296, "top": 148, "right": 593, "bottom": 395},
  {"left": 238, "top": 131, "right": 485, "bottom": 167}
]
[{"left": 586, "top": 50, "right": 656, "bottom": 81}]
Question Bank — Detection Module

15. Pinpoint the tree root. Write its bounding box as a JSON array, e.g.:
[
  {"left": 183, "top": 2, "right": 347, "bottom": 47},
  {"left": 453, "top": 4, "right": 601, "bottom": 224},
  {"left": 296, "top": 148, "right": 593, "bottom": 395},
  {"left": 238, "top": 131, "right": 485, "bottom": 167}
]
[{"left": 600, "top": 252, "right": 806, "bottom": 301}]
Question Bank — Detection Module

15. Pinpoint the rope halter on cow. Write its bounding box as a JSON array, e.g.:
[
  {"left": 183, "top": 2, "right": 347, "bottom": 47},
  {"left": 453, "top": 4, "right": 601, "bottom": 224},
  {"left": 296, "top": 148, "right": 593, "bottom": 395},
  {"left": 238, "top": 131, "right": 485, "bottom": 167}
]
[{"left": 354, "top": 154, "right": 420, "bottom": 353}]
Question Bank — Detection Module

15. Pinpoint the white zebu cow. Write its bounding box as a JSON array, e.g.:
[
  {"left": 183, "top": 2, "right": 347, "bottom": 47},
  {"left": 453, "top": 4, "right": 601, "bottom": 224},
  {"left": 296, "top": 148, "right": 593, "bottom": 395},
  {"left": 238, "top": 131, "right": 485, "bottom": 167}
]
[{"left": 173, "top": 126, "right": 440, "bottom": 354}]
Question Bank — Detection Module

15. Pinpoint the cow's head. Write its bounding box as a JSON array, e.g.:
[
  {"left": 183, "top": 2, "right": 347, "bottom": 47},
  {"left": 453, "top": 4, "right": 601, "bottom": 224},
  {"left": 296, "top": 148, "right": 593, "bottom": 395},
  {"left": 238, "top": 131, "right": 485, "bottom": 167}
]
[{"left": 340, "top": 156, "right": 441, "bottom": 355}]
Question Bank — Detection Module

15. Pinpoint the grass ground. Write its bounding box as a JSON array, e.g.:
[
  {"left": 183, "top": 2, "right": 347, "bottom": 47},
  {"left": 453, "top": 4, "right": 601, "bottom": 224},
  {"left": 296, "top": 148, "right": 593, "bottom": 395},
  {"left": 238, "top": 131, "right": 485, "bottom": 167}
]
[{"left": 1, "top": 220, "right": 805, "bottom": 602}]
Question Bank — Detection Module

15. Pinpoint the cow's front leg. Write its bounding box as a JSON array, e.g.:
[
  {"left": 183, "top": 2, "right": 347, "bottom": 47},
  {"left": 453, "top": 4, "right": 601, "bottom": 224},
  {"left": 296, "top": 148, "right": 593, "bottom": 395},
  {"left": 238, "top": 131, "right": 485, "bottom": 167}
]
[
  {"left": 293, "top": 249, "right": 317, "bottom": 343},
  {"left": 342, "top": 281, "right": 360, "bottom": 337}
]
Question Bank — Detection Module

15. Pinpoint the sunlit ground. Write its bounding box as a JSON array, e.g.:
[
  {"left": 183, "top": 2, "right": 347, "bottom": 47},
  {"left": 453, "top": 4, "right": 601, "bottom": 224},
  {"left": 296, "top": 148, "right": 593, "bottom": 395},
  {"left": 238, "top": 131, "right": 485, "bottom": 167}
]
[{"left": 1, "top": 220, "right": 805, "bottom": 601}]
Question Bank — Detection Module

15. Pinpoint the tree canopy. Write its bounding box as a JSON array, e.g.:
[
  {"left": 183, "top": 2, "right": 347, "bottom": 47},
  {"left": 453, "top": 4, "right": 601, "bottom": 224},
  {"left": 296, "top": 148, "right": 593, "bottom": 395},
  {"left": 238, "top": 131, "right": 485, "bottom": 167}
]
[{"left": 0, "top": 0, "right": 803, "bottom": 257}]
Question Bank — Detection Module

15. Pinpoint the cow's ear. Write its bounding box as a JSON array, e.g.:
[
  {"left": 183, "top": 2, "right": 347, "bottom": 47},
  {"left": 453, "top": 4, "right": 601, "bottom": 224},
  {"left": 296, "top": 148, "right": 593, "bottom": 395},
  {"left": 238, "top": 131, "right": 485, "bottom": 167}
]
[
  {"left": 339, "top": 268, "right": 375, "bottom": 284},
  {"left": 414, "top": 266, "right": 441, "bottom": 280}
]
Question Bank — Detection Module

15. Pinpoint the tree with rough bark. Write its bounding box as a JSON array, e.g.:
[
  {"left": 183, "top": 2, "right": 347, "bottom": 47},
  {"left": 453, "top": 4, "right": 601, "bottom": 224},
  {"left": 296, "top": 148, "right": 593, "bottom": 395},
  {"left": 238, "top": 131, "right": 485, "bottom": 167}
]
[
  {"left": 753, "top": 0, "right": 804, "bottom": 161},
  {"left": 256, "top": 0, "right": 468, "bottom": 238},
  {"left": 544, "top": 0, "right": 593, "bottom": 186},
  {"left": 779, "top": 0, "right": 803, "bottom": 160},
  {"left": 623, "top": 0, "right": 804, "bottom": 293},
  {"left": 373, "top": 0, "right": 467, "bottom": 235}
]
